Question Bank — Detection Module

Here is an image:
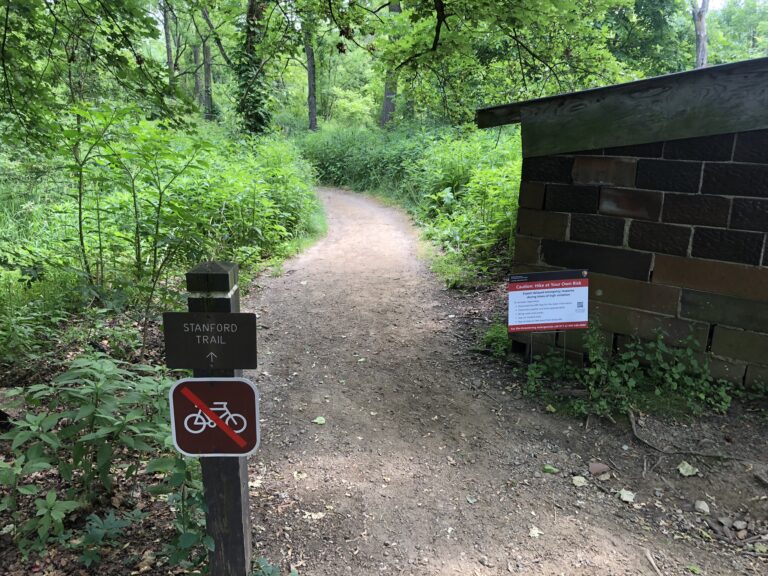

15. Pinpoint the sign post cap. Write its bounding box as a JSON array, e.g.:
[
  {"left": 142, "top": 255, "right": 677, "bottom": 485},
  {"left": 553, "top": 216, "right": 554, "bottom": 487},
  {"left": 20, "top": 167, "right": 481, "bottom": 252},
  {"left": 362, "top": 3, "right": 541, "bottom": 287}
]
[{"left": 186, "top": 261, "right": 238, "bottom": 292}]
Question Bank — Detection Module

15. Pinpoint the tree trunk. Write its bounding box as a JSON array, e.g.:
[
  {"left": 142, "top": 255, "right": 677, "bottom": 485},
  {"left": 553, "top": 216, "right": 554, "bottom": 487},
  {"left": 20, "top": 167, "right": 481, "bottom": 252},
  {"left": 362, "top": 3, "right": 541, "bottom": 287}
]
[
  {"left": 691, "top": 0, "right": 709, "bottom": 68},
  {"left": 192, "top": 44, "right": 203, "bottom": 105},
  {"left": 380, "top": 1, "right": 401, "bottom": 126},
  {"left": 161, "top": 0, "right": 175, "bottom": 87},
  {"left": 244, "top": 1, "right": 266, "bottom": 58},
  {"left": 203, "top": 39, "right": 214, "bottom": 118},
  {"left": 304, "top": 26, "right": 317, "bottom": 131}
]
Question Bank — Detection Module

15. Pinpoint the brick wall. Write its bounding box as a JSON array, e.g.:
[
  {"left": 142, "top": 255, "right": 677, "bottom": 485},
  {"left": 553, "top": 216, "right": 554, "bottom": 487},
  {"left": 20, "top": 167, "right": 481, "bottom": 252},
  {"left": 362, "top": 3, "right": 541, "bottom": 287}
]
[{"left": 513, "top": 129, "right": 768, "bottom": 390}]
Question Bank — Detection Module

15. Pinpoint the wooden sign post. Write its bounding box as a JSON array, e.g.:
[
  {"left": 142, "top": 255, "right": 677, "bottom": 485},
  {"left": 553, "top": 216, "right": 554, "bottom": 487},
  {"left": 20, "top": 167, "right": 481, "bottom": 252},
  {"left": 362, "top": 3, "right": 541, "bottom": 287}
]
[{"left": 168, "top": 261, "right": 254, "bottom": 576}]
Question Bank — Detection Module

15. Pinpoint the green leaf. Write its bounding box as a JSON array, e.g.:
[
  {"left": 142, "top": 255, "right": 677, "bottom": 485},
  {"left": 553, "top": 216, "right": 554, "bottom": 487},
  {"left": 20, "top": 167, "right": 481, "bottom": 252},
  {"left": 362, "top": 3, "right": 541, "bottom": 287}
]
[
  {"left": 17, "top": 484, "right": 41, "bottom": 496},
  {"left": 311, "top": 416, "right": 326, "bottom": 425},
  {"left": 178, "top": 531, "right": 199, "bottom": 549},
  {"left": 145, "top": 457, "right": 177, "bottom": 474},
  {"left": 11, "top": 430, "right": 34, "bottom": 451}
]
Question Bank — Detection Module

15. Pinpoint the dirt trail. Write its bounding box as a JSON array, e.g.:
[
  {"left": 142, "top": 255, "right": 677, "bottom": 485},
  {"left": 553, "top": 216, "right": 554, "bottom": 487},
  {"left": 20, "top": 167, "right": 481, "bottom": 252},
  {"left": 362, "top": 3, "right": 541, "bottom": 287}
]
[{"left": 244, "top": 188, "right": 766, "bottom": 576}]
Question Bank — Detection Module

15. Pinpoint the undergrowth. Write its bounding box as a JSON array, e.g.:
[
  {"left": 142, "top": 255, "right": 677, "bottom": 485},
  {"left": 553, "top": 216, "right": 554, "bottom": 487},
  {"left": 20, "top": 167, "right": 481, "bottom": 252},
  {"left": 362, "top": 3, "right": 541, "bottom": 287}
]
[{"left": 524, "top": 322, "right": 733, "bottom": 418}]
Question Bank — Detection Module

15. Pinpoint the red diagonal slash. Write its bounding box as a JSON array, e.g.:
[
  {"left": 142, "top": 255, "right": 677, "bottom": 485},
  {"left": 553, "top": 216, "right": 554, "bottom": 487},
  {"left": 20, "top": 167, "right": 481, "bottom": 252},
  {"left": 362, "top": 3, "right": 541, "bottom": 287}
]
[{"left": 180, "top": 386, "right": 247, "bottom": 448}]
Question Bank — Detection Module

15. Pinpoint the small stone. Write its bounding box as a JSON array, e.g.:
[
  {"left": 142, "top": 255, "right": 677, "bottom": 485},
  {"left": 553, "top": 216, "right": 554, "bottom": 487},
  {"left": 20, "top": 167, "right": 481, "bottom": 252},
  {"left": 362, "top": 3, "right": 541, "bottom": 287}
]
[
  {"left": 619, "top": 489, "right": 636, "bottom": 503},
  {"left": 718, "top": 517, "right": 733, "bottom": 529},
  {"left": 598, "top": 472, "right": 611, "bottom": 481},
  {"left": 572, "top": 476, "right": 588, "bottom": 487},
  {"left": 733, "top": 520, "right": 747, "bottom": 531},
  {"left": 736, "top": 530, "right": 748, "bottom": 540},
  {"left": 589, "top": 462, "right": 610, "bottom": 476},
  {"left": 694, "top": 501, "right": 710, "bottom": 515}
]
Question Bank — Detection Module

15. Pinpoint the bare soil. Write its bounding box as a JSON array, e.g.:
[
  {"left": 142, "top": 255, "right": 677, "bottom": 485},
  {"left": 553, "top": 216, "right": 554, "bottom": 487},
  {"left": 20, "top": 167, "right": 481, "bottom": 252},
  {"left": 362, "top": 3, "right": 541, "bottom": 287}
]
[{"left": 245, "top": 188, "right": 767, "bottom": 576}]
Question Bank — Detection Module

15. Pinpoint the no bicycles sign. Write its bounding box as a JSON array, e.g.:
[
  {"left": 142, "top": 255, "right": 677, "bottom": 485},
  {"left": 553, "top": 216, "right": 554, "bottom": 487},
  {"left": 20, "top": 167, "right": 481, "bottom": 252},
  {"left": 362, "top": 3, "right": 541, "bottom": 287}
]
[{"left": 169, "top": 377, "right": 260, "bottom": 457}]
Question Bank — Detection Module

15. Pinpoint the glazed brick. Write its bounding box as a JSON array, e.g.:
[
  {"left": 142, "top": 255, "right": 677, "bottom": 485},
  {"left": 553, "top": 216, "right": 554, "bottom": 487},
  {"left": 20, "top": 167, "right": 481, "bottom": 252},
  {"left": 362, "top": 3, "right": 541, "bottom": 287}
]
[
  {"left": 662, "top": 193, "right": 730, "bottom": 227},
  {"left": 541, "top": 240, "right": 652, "bottom": 281},
  {"left": 545, "top": 184, "right": 600, "bottom": 214},
  {"left": 522, "top": 156, "right": 574, "bottom": 183},
  {"left": 653, "top": 254, "right": 768, "bottom": 302},
  {"left": 730, "top": 198, "right": 768, "bottom": 232},
  {"left": 517, "top": 209, "right": 569, "bottom": 240},
  {"left": 628, "top": 221, "right": 691, "bottom": 256},
  {"left": 592, "top": 302, "right": 708, "bottom": 349},
  {"left": 708, "top": 358, "right": 747, "bottom": 384},
  {"left": 570, "top": 214, "right": 625, "bottom": 245},
  {"left": 572, "top": 157, "right": 636, "bottom": 187},
  {"left": 681, "top": 290, "right": 768, "bottom": 333},
  {"left": 691, "top": 227, "right": 764, "bottom": 265},
  {"left": 636, "top": 159, "right": 702, "bottom": 193},
  {"left": 664, "top": 134, "right": 734, "bottom": 161},
  {"left": 556, "top": 329, "right": 613, "bottom": 353},
  {"left": 604, "top": 142, "right": 663, "bottom": 158},
  {"left": 701, "top": 163, "right": 768, "bottom": 198},
  {"left": 519, "top": 182, "right": 546, "bottom": 210},
  {"left": 590, "top": 272, "right": 680, "bottom": 316},
  {"left": 733, "top": 129, "right": 768, "bottom": 164},
  {"left": 745, "top": 364, "right": 768, "bottom": 391},
  {"left": 514, "top": 235, "right": 541, "bottom": 264},
  {"left": 599, "top": 187, "right": 662, "bottom": 221},
  {"left": 711, "top": 326, "right": 768, "bottom": 365}
]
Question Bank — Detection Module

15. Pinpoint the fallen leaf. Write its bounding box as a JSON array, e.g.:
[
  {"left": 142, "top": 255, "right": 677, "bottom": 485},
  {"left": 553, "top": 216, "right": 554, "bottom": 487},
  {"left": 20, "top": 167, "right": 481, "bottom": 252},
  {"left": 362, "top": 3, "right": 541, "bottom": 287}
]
[
  {"left": 303, "top": 511, "right": 326, "bottom": 521},
  {"left": 312, "top": 416, "right": 326, "bottom": 425},
  {"left": 466, "top": 495, "right": 478, "bottom": 504},
  {"left": 687, "top": 566, "right": 702, "bottom": 575},
  {"left": 598, "top": 472, "right": 611, "bottom": 481},
  {"left": 529, "top": 525, "right": 543, "bottom": 538},
  {"left": 754, "top": 543, "right": 767, "bottom": 554},
  {"left": 619, "top": 489, "right": 635, "bottom": 503},
  {"left": 293, "top": 471, "right": 307, "bottom": 480},
  {"left": 678, "top": 461, "right": 699, "bottom": 477},
  {"left": 572, "top": 476, "right": 588, "bottom": 487},
  {"left": 545, "top": 404, "right": 556, "bottom": 413},
  {"left": 542, "top": 464, "right": 559, "bottom": 474}
]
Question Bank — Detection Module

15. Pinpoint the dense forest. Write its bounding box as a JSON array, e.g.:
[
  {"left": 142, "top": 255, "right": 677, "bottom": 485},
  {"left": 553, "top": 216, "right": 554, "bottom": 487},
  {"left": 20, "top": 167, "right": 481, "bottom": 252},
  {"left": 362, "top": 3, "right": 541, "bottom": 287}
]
[{"left": 1, "top": 0, "right": 767, "bottom": 573}]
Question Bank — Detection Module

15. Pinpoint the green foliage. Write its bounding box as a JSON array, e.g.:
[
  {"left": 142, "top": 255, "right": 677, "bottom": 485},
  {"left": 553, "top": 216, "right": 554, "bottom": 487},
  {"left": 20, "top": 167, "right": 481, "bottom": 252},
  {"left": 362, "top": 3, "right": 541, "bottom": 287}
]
[
  {"left": 710, "top": 0, "right": 768, "bottom": 64},
  {"left": 482, "top": 323, "right": 512, "bottom": 358},
  {"left": 525, "top": 323, "right": 732, "bottom": 417},
  {"left": 0, "top": 107, "right": 319, "bottom": 364},
  {"left": 297, "top": 123, "right": 520, "bottom": 285},
  {"left": 77, "top": 510, "right": 147, "bottom": 567},
  {"left": 0, "top": 354, "right": 173, "bottom": 553}
]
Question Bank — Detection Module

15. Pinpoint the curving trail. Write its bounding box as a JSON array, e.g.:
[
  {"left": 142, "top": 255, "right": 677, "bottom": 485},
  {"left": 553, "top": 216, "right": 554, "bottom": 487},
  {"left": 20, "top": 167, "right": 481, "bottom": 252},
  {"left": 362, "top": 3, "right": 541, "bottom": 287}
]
[{"left": 243, "top": 188, "right": 760, "bottom": 576}]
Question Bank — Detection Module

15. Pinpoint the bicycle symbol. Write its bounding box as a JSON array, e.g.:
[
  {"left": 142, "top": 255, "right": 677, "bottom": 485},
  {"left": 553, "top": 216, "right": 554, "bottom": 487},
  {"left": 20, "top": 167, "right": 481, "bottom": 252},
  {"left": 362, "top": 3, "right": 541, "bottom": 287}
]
[{"left": 183, "top": 402, "right": 247, "bottom": 434}]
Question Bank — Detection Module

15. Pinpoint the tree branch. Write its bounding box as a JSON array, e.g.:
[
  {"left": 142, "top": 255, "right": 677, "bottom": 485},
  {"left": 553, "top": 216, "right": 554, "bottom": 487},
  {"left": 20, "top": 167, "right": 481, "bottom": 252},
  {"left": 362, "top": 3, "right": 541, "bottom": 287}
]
[{"left": 201, "top": 6, "right": 233, "bottom": 68}]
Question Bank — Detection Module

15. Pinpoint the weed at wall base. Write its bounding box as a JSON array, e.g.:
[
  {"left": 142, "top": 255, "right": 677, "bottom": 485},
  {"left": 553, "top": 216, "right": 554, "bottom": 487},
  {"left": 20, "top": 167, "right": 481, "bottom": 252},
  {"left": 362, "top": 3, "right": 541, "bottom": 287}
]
[{"left": 524, "top": 322, "right": 732, "bottom": 418}]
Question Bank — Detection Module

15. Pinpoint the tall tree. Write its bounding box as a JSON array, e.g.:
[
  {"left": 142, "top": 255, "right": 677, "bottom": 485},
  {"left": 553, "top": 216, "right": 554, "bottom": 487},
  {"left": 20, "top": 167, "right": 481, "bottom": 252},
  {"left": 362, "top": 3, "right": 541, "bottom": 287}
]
[
  {"left": 237, "top": 0, "right": 271, "bottom": 132},
  {"left": 304, "top": 24, "right": 318, "bottom": 130},
  {"left": 691, "top": 0, "right": 710, "bottom": 67},
  {"left": 202, "top": 38, "right": 215, "bottom": 118},
  {"left": 380, "top": 1, "right": 401, "bottom": 126},
  {"left": 161, "top": 0, "right": 176, "bottom": 87}
]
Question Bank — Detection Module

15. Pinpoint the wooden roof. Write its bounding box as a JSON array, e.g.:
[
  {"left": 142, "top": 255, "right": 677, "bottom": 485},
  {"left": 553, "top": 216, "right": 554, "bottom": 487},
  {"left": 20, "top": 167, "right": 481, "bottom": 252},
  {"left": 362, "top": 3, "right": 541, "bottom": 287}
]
[{"left": 475, "top": 57, "right": 768, "bottom": 158}]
